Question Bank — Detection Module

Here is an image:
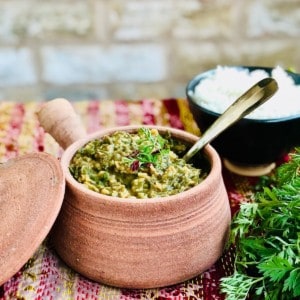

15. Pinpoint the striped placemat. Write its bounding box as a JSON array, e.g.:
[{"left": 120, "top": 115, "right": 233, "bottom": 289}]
[{"left": 0, "top": 99, "right": 256, "bottom": 300}]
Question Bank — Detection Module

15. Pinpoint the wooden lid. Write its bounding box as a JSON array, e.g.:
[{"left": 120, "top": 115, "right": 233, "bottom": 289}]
[{"left": 0, "top": 152, "right": 65, "bottom": 285}]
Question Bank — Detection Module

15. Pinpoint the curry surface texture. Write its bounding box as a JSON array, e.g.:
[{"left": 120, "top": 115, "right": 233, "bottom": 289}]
[{"left": 69, "top": 128, "right": 206, "bottom": 199}]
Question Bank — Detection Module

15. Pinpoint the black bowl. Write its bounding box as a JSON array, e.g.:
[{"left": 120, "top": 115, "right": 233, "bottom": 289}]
[{"left": 186, "top": 66, "right": 300, "bottom": 175}]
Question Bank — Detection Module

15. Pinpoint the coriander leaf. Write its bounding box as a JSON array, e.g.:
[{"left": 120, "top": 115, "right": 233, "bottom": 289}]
[
  {"left": 228, "top": 203, "right": 258, "bottom": 244},
  {"left": 240, "top": 238, "right": 276, "bottom": 259},
  {"left": 258, "top": 256, "right": 293, "bottom": 283},
  {"left": 220, "top": 271, "right": 263, "bottom": 300},
  {"left": 283, "top": 268, "right": 300, "bottom": 296},
  {"left": 276, "top": 150, "right": 300, "bottom": 185}
]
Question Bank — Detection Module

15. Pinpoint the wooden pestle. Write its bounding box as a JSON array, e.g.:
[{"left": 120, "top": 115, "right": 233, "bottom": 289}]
[{"left": 37, "top": 98, "right": 87, "bottom": 150}]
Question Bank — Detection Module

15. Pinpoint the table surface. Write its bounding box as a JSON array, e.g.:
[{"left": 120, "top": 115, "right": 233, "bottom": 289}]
[{"left": 0, "top": 99, "right": 262, "bottom": 300}]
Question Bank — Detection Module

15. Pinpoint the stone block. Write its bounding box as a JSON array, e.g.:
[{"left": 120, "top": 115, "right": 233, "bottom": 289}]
[
  {"left": 0, "top": 48, "right": 36, "bottom": 86},
  {"left": 44, "top": 87, "right": 109, "bottom": 102},
  {"left": 42, "top": 44, "right": 167, "bottom": 84},
  {"left": 246, "top": 1, "right": 300, "bottom": 37},
  {"left": 107, "top": 0, "right": 174, "bottom": 40},
  {"left": 106, "top": 82, "right": 171, "bottom": 100},
  {"left": 171, "top": 42, "right": 222, "bottom": 80},
  {"left": 0, "top": 2, "right": 92, "bottom": 42},
  {"left": 172, "top": 1, "right": 235, "bottom": 39}
]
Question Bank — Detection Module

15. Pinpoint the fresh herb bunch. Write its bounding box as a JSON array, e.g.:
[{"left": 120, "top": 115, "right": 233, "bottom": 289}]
[{"left": 220, "top": 148, "right": 300, "bottom": 300}]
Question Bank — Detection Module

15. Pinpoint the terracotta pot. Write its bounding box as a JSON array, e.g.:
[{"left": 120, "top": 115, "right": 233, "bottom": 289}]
[{"left": 38, "top": 99, "right": 231, "bottom": 289}]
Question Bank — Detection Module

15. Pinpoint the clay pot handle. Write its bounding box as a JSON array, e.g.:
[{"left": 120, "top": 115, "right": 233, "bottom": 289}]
[{"left": 37, "top": 98, "right": 87, "bottom": 150}]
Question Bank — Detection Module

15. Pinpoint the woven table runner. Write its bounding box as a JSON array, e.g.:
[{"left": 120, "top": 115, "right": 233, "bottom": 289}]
[{"left": 0, "top": 99, "right": 259, "bottom": 300}]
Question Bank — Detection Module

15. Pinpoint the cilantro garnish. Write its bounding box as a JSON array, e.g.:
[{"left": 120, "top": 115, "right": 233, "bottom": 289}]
[{"left": 124, "top": 128, "right": 170, "bottom": 171}]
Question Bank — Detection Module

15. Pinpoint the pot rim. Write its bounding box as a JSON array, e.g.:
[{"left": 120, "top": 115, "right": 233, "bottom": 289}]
[{"left": 60, "top": 125, "right": 222, "bottom": 204}]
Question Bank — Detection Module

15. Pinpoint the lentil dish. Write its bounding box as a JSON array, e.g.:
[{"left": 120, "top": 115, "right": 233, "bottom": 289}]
[{"left": 69, "top": 128, "right": 207, "bottom": 199}]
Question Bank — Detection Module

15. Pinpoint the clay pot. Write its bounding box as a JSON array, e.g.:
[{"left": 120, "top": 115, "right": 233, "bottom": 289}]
[{"left": 37, "top": 99, "right": 231, "bottom": 289}]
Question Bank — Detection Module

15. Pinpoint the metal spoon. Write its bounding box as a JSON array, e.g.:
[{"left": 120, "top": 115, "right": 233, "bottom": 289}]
[{"left": 183, "top": 77, "right": 278, "bottom": 162}]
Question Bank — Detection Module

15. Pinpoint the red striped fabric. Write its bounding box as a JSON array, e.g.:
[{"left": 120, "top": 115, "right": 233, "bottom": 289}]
[{"left": 0, "top": 99, "right": 255, "bottom": 300}]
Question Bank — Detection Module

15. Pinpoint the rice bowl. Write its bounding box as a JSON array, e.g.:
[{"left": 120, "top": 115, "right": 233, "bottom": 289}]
[
  {"left": 188, "top": 65, "right": 300, "bottom": 120},
  {"left": 186, "top": 66, "right": 300, "bottom": 176}
]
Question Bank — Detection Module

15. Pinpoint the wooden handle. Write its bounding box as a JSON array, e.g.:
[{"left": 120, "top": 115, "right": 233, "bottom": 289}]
[{"left": 37, "top": 98, "right": 87, "bottom": 149}]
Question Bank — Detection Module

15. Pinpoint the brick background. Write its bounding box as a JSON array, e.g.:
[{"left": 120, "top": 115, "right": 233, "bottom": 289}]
[{"left": 0, "top": 0, "right": 299, "bottom": 101}]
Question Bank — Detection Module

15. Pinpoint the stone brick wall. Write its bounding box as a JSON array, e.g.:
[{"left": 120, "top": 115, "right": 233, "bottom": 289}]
[{"left": 0, "top": 0, "right": 299, "bottom": 101}]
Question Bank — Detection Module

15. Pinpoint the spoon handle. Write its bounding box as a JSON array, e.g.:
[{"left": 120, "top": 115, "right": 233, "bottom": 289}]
[{"left": 183, "top": 77, "right": 278, "bottom": 162}]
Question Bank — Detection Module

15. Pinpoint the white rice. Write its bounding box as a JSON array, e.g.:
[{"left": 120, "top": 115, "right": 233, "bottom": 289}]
[{"left": 189, "top": 65, "right": 300, "bottom": 119}]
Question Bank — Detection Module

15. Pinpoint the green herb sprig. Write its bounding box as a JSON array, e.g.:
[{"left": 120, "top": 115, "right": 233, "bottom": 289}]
[
  {"left": 124, "top": 128, "right": 171, "bottom": 171},
  {"left": 220, "top": 148, "right": 300, "bottom": 300}
]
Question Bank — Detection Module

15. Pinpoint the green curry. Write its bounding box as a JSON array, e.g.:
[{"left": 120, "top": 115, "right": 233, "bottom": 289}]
[{"left": 69, "top": 128, "right": 206, "bottom": 199}]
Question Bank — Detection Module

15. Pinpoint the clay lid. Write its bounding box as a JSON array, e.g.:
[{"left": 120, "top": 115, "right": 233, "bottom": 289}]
[{"left": 0, "top": 152, "right": 65, "bottom": 285}]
